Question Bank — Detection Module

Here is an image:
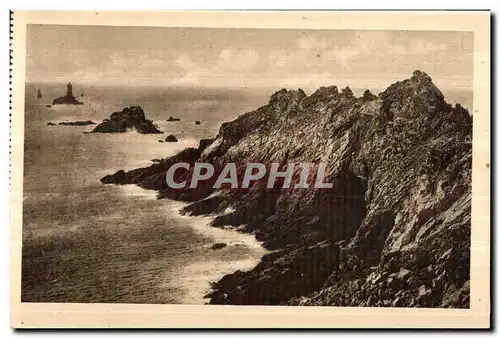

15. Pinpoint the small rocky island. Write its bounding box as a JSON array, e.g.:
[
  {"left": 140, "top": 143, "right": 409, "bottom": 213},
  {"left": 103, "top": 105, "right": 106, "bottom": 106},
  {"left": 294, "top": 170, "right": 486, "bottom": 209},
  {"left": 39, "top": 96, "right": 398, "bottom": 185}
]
[
  {"left": 52, "top": 82, "right": 84, "bottom": 105},
  {"left": 164, "top": 135, "right": 178, "bottom": 142},
  {"left": 90, "top": 106, "right": 163, "bottom": 134}
]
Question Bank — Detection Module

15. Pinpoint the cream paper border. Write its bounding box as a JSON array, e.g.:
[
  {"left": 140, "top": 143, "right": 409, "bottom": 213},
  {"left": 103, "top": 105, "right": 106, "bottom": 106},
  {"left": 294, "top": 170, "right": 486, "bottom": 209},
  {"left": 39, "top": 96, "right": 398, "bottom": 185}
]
[{"left": 10, "top": 10, "right": 491, "bottom": 329}]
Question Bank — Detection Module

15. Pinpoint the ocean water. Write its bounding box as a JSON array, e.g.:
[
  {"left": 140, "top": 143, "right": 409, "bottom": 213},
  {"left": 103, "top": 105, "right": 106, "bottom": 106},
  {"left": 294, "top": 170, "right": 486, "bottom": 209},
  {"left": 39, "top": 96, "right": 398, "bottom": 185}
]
[{"left": 21, "top": 83, "right": 271, "bottom": 304}]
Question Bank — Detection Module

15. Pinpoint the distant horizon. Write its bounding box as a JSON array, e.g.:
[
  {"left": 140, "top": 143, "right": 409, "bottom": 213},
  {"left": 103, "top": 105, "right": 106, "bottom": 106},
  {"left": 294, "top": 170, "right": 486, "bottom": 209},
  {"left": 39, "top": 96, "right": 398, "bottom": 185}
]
[
  {"left": 25, "top": 76, "right": 474, "bottom": 96},
  {"left": 25, "top": 78, "right": 474, "bottom": 113}
]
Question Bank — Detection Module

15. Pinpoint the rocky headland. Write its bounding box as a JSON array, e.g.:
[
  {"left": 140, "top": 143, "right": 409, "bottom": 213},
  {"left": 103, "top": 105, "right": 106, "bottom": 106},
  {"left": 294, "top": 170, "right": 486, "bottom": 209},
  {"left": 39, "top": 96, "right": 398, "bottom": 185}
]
[
  {"left": 90, "top": 106, "right": 163, "bottom": 134},
  {"left": 100, "top": 71, "right": 472, "bottom": 308}
]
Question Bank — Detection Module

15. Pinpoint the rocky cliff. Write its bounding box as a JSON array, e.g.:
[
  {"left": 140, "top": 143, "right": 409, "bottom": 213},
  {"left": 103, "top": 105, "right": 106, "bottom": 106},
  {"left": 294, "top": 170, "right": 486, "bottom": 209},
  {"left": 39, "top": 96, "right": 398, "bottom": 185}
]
[
  {"left": 101, "top": 71, "right": 472, "bottom": 308},
  {"left": 90, "top": 106, "right": 163, "bottom": 134}
]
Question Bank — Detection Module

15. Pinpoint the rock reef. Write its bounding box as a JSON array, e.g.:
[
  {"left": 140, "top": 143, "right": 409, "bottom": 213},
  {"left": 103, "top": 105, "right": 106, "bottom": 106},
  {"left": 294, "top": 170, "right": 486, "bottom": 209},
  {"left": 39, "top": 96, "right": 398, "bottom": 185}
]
[
  {"left": 101, "top": 71, "right": 472, "bottom": 308},
  {"left": 58, "top": 120, "right": 96, "bottom": 126},
  {"left": 90, "top": 106, "right": 163, "bottom": 134}
]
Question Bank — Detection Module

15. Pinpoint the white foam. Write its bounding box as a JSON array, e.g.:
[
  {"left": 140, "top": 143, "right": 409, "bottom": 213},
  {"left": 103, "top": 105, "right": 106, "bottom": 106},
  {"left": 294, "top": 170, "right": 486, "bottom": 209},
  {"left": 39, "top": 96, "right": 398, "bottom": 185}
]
[
  {"left": 117, "top": 184, "right": 158, "bottom": 200},
  {"left": 174, "top": 258, "right": 263, "bottom": 305},
  {"left": 164, "top": 199, "right": 269, "bottom": 304}
]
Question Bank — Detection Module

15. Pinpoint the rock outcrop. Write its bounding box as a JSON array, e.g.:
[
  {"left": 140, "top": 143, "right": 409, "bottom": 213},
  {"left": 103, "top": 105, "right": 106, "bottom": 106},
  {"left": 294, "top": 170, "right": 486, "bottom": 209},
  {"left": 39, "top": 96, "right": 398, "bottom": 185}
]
[
  {"left": 90, "top": 106, "right": 163, "bottom": 134},
  {"left": 167, "top": 116, "right": 181, "bottom": 122},
  {"left": 101, "top": 71, "right": 472, "bottom": 308}
]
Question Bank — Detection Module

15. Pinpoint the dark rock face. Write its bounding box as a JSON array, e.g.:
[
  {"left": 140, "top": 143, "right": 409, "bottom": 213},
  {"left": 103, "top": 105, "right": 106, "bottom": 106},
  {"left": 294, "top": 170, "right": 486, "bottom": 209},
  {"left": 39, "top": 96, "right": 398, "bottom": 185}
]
[
  {"left": 195, "top": 120, "right": 201, "bottom": 125},
  {"left": 58, "top": 120, "right": 96, "bottom": 126},
  {"left": 208, "top": 241, "right": 341, "bottom": 304},
  {"left": 100, "top": 71, "right": 471, "bottom": 308},
  {"left": 47, "top": 122, "right": 56, "bottom": 126},
  {"left": 90, "top": 106, "right": 163, "bottom": 134},
  {"left": 362, "top": 90, "right": 377, "bottom": 102},
  {"left": 165, "top": 135, "right": 178, "bottom": 142},
  {"left": 167, "top": 116, "right": 181, "bottom": 122}
]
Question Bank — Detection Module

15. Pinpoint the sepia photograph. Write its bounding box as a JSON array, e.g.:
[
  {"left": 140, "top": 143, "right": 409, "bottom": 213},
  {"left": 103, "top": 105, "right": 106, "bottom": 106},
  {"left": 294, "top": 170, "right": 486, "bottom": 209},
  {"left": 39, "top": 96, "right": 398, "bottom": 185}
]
[{"left": 10, "top": 10, "right": 490, "bottom": 328}]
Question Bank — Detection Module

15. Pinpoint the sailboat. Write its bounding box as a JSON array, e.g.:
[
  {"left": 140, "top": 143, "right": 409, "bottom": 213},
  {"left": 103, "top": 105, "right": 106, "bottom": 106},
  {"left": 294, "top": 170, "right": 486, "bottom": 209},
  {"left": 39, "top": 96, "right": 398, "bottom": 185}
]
[{"left": 37, "top": 88, "right": 42, "bottom": 99}]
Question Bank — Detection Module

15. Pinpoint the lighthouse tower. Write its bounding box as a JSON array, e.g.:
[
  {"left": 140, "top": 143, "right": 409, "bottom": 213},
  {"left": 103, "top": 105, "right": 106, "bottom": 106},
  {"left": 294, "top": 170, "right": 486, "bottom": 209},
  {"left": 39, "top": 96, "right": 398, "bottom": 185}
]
[
  {"left": 52, "top": 81, "right": 83, "bottom": 105},
  {"left": 66, "top": 82, "right": 73, "bottom": 97}
]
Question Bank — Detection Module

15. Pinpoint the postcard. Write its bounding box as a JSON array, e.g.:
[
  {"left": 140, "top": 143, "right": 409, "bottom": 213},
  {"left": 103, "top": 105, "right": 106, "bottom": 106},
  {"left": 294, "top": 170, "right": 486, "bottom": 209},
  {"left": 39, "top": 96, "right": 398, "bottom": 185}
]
[{"left": 10, "top": 10, "right": 491, "bottom": 328}]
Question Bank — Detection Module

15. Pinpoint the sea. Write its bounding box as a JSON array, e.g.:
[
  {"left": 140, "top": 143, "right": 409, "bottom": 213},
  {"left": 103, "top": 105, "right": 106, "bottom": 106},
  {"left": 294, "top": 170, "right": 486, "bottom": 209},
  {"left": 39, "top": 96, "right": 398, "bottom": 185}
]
[
  {"left": 21, "top": 83, "right": 272, "bottom": 304},
  {"left": 21, "top": 82, "right": 473, "bottom": 304}
]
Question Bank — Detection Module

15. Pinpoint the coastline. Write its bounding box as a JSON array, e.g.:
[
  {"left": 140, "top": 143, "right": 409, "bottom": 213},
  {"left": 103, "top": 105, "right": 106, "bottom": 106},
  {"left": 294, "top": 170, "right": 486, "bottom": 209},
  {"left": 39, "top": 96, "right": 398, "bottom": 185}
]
[{"left": 99, "top": 71, "right": 472, "bottom": 307}]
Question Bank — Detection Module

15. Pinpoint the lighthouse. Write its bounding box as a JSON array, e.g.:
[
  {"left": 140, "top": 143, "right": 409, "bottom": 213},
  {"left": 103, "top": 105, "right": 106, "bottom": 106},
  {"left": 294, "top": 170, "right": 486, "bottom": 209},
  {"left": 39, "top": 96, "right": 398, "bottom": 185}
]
[
  {"left": 66, "top": 82, "right": 73, "bottom": 97},
  {"left": 52, "top": 82, "right": 83, "bottom": 105}
]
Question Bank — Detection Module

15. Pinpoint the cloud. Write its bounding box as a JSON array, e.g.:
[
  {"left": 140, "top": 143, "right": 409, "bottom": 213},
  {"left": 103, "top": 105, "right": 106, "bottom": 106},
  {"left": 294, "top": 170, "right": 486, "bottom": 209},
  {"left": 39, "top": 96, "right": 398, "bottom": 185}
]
[
  {"left": 174, "top": 55, "right": 196, "bottom": 70},
  {"left": 297, "top": 35, "right": 363, "bottom": 66},
  {"left": 171, "top": 72, "right": 200, "bottom": 85},
  {"left": 268, "top": 51, "right": 290, "bottom": 67},
  {"left": 393, "top": 39, "right": 449, "bottom": 55},
  {"left": 298, "top": 36, "right": 324, "bottom": 51},
  {"left": 217, "top": 48, "right": 259, "bottom": 71},
  {"left": 108, "top": 51, "right": 167, "bottom": 75},
  {"left": 326, "top": 46, "right": 361, "bottom": 65},
  {"left": 172, "top": 55, "right": 202, "bottom": 85},
  {"left": 413, "top": 39, "right": 449, "bottom": 53},
  {"left": 171, "top": 48, "right": 259, "bottom": 86},
  {"left": 280, "top": 72, "right": 339, "bottom": 89}
]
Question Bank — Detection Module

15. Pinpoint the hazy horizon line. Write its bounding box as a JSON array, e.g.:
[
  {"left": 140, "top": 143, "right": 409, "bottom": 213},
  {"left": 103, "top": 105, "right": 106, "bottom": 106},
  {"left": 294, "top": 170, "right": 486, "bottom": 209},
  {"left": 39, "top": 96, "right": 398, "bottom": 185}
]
[{"left": 25, "top": 80, "right": 474, "bottom": 94}]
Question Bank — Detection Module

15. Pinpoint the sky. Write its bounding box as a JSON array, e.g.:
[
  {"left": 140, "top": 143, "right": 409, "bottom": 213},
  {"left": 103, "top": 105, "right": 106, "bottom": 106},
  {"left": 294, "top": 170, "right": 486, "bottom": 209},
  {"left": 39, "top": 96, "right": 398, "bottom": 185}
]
[{"left": 26, "top": 25, "right": 474, "bottom": 91}]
